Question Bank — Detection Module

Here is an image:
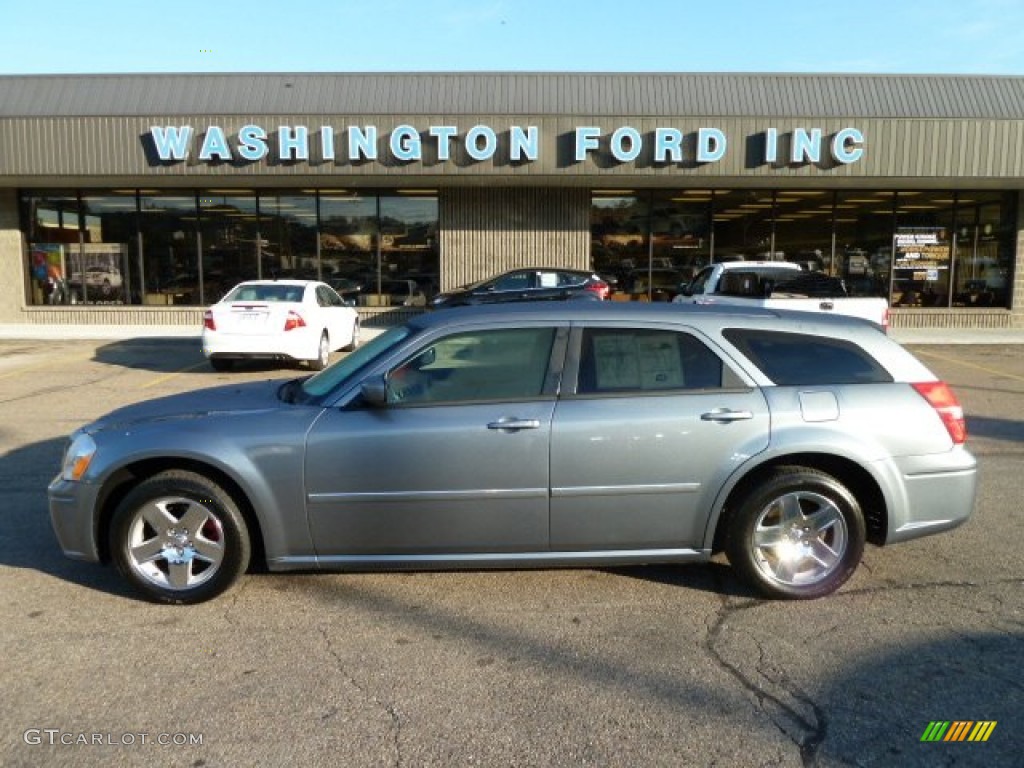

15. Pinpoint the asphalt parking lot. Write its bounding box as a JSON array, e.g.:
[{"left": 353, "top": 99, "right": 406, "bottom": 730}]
[{"left": 1, "top": 336, "right": 1021, "bottom": 767}]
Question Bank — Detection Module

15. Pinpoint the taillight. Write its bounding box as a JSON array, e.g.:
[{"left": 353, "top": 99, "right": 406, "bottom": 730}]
[
  {"left": 203, "top": 310, "right": 216, "bottom": 331},
  {"left": 586, "top": 280, "right": 610, "bottom": 300},
  {"left": 911, "top": 381, "right": 967, "bottom": 444},
  {"left": 283, "top": 310, "right": 306, "bottom": 332},
  {"left": 881, "top": 307, "right": 890, "bottom": 333}
]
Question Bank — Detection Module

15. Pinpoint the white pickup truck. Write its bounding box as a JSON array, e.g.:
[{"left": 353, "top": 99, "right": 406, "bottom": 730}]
[{"left": 674, "top": 261, "right": 889, "bottom": 330}]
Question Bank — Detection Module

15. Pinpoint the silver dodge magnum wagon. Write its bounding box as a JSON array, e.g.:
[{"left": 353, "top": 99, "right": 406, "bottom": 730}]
[{"left": 49, "top": 303, "right": 976, "bottom": 604}]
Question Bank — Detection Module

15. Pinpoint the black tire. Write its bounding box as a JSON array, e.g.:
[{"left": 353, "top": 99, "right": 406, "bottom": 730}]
[
  {"left": 342, "top": 319, "right": 361, "bottom": 352},
  {"left": 723, "top": 466, "right": 865, "bottom": 600},
  {"left": 210, "top": 357, "right": 234, "bottom": 372},
  {"left": 109, "top": 470, "right": 251, "bottom": 604},
  {"left": 309, "top": 332, "right": 330, "bottom": 371}
]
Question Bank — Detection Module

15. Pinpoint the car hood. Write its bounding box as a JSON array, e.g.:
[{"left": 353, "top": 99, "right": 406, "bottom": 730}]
[{"left": 83, "top": 379, "right": 291, "bottom": 433}]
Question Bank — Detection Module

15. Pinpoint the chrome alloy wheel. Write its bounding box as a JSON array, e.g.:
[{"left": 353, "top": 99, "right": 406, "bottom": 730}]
[
  {"left": 751, "top": 490, "right": 848, "bottom": 588},
  {"left": 124, "top": 496, "right": 226, "bottom": 591}
]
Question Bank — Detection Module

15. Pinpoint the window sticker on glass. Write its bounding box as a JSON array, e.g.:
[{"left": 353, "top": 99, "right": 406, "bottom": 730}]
[
  {"left": 593, "top": 333, "right": 685, "bottom": 390},
  {"left": 637, "top": 334, "right": 684, "bottom": 389},
  {"left": 539, "top": 272, "right": 559, "bottom": 288},
  {"left": 594, "top": 335, "right": 641, "bottom": 389}
]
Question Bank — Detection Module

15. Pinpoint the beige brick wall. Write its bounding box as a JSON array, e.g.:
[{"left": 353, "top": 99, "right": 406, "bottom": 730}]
[
  {"left": 0, "top": 190, "right": 26, "bottom": 322},
  {"left": 440, "top": 188, "right": 590, "bottom": 291},
  {"left": 1015, "top": 192, "right": 1024, "bottom": 327}
]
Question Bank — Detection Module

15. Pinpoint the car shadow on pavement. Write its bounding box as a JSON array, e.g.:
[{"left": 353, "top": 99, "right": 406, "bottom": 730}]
[
  {"left": 92, "top": 337, "right": 313, "bottom": 375},
  {"left": 965, "top": 414, "right": 1024, "bottom": 444},
  {"left": 299, "top": 574, "right": 1021, "bottom": 766},
  {"left": 0, "top": 434, "right": 142, "bottom": 602},
  {"left": 607, "top": 561, "right": 762, "bottom": 599},
  {"left": 92, "top": 337, "right": 207, "bottom": 373}
]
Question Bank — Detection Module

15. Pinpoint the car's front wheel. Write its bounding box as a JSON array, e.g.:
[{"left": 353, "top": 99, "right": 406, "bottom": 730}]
[
  {"left": 723, "top": 467, "right": 865, "bottom": 599},
  {"left": 109, "top": 470, "right": 251, "bottom": 604}
]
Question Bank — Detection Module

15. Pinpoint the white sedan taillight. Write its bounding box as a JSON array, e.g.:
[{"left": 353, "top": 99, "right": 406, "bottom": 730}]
[
  {"left": 911, "top": 381, "right": 967, "bottom": 444},
  {"left": 283, "top": 310, "right": 306, "bottom": 331},
  {"left": 203, "top": 310, "right": 216, "bottom": 331}
]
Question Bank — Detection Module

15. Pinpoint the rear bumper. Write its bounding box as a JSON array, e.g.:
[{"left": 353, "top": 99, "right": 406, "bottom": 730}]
[
  {"left": 202, "top": 329, "right": 317, "bottom": 361},
  {"left": 885, "top": 446, "right": 978, "bottom": 544}
]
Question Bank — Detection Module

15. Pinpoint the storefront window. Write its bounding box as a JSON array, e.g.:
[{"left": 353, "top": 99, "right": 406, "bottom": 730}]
[
  {"left": 138, "top": 192, "right": 199, "bottom": 305},
  {"left": 378, "top": 194, "right": 439, "bottom": 306},
  {"left": 649, "top": 191, "right": 711, "bottom": 289},
  {"left": 319, "top": 192, "right": 378, "bottom": 305},
  {"left": 258, "top": 193, "right": 317, "bottom": 282},
  {"left": 891, "top": 192, "right": 955, "bottom": 307},
  {"left": 75, "top": 192, "right": 137, "bottom": 305},
  {"left": 199, "top": 192, "right": 259, "bottom": 303},
  {"left": 952, "top": 192, "right": 1014, "bottom": 307},
  {"left": 591, "top": 188, "right": 1015, "bottom": 308},
  {"left": 712, "top": 190, "right": 776, "bottom": 261},
  {"left": 834, "top": 191, "right": 895, "bottom": 298},
  {"left": 771, "top": 191, "right": 835, "bottom": 273},
  {"left": 591, "top": 193, "right": 648, "bottom": 299},
  {"left": 22, "top": 192, "right": 82, "bottom": 306}
]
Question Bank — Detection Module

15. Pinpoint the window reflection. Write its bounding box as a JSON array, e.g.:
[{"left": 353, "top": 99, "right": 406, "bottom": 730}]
[
  {"left": 378, "top": 195, "right": 438, "bottom": 306},
  {"left": 20, "top": 189, "right": 441, "bottom": 307},
  {"left": 319, "top": 192, "right": 378, "bottom": 304},
  {"left": 199, "top": 192, "right": 259, "bottom": 303},
  {"left": 589, "top": 189, "right": 1017, "bottom": 310},
  {"left": 260, "top": 193, "right": 318, "bottom": 281},
  {"left": 138, "top": 192, "right": 199, "bottom": 305},
  {"left": 22, "top": 192, "right": 81, "bottom": 306},
  {"left": 951, "top": 193, "right": 1013, "bottom": 307}
]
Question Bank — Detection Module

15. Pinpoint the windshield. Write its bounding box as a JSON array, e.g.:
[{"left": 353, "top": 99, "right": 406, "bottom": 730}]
[{"left": 300, "top": 324, "right": 413, "bottom": 401}]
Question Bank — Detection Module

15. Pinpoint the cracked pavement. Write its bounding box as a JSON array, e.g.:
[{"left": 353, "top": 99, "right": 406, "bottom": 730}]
[{"left": 0, "top": 339, "right": 1021, "bottom": 767}]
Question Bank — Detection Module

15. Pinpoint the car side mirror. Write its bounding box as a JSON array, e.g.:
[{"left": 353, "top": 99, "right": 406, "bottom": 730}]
[
  {"left": 360, "top": 375, "right": 389, "bottom": 407},
  {"left": 679, "top": 284, "right": 693, "bottom": 297}
]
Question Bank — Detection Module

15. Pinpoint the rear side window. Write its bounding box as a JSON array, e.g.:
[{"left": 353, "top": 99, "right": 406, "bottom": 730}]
[
  {"left": 723, "top": 329, "right": 892, "bottom": 385},
  {"left": 576, "top": 328, "right": 731, "bottom": 394}
]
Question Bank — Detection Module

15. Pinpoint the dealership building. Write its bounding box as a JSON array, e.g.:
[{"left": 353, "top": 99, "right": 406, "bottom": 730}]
[{"left": 1, "top": 72, "right": 1023, "bottom": 329}]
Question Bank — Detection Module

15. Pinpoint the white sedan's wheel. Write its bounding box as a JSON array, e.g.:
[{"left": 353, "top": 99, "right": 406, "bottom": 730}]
[
  {"left": 309, "top": 332, "right": 330, "bottom": 370},
  {"left": 343, "top": 319, "right": 361, "bottom": 351}
]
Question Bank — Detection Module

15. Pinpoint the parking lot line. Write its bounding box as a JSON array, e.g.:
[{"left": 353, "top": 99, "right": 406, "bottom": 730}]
[
  {"left": 139, "top": 361, "right": 210, "bottom": 389},
  {"left": 916, "top": 349, "right": 1024, "bottom": 385}
]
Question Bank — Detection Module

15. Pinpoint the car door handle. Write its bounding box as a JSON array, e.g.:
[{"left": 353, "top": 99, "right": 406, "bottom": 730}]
[
  {"left": 487, "top": 418, "right": 541, "bottom": 431},
  {"left": 700, "top": 409, "right": 754, "bottom": 422}
]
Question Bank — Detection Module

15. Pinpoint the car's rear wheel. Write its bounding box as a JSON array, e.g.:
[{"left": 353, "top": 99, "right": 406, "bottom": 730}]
[
  {"left": 343, "top": 319, "right": 360, "bottom": 351},
  {"left": 109, "top": 470, "right": 251, "bottom": 604},
  {"left": 209, "top": 357, "right": 233, "bottom": 372},
  {"left": 309, "top": 332, "right": 330, "bottom": 370},
  {"left": 724, "top": 467, "right": 865, "bottom": 599}
]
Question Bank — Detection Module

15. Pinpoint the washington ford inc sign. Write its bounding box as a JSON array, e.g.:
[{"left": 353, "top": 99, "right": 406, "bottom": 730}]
[{"left": 147, "top": 124, "right": 866, "bottom": 167}]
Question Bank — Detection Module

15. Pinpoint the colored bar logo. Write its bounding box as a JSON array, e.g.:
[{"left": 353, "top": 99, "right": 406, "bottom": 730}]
[{"left": 921, "top": 721, "right": 997, "bottom": 742}]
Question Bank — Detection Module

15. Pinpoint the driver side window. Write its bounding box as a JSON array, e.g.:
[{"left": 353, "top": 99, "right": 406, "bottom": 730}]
[{"left": 387, "top": 327, "right": 556, "bottom": 405}]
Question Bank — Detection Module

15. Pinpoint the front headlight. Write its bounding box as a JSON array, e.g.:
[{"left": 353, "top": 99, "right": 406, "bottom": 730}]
[{"left": 60, "top": 433, "right": 97, "bottom": 482}]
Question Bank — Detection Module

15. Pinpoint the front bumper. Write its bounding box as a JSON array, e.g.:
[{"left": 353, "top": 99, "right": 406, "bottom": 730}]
[{"left": 47, "top": 475, "right": 103, "bottom": 562}]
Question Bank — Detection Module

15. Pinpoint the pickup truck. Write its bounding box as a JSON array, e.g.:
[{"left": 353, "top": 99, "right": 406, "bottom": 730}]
[{"left": 674, "top": 261, "right": 889, "bottom": 330}]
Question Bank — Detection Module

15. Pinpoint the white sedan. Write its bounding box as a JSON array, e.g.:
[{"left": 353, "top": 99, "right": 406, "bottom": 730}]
[{"left": 201, "top": 280, "right": 360, "bottom": 371}]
